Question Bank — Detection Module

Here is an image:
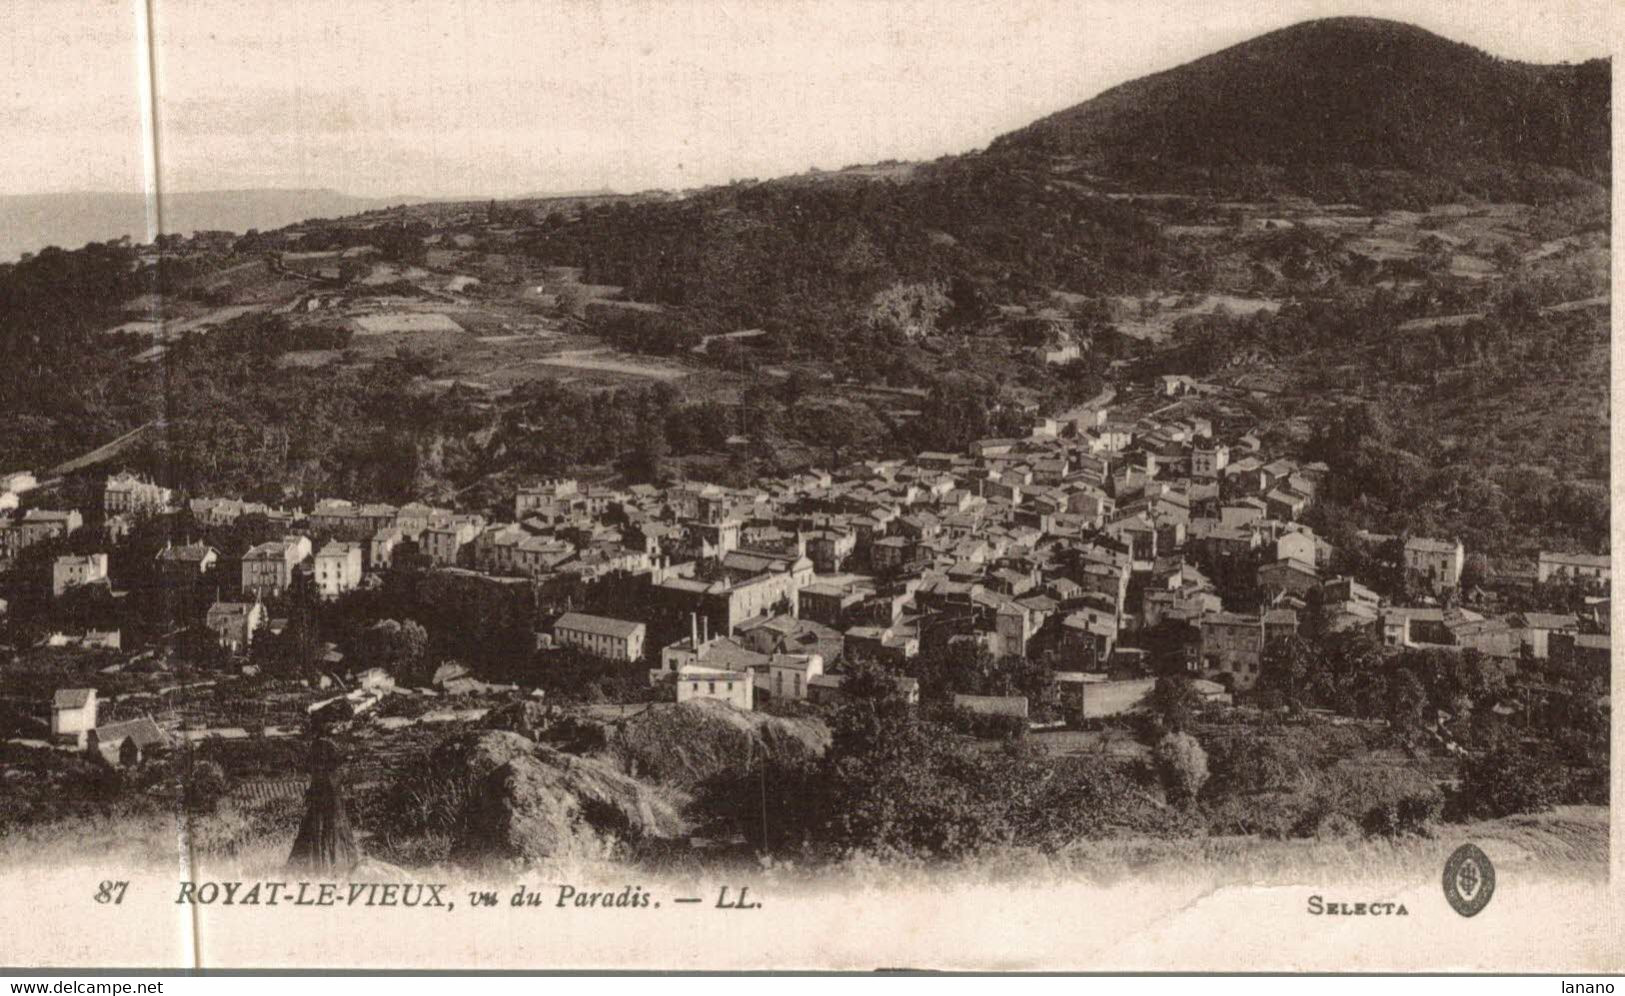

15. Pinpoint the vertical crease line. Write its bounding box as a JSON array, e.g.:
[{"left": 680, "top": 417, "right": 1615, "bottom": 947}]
[{"left": 134, "top": 0, "right": 198, "bottom": 973}]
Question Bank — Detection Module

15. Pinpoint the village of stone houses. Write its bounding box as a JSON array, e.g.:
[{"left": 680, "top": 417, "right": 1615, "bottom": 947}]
[{"left": 0, "top": 20, "right": 1611, "bottom": 884}]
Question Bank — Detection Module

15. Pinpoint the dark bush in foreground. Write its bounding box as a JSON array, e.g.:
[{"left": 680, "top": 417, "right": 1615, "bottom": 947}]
[
  {"left": 941, "top": 707, "right": 1028, "bottom": 742},
  {"left": 1360, "top": 790, "right": 1442, "bottom": 838},
  {"left": 1453, "top": 743, "right": 1561, "bottom": 819}
]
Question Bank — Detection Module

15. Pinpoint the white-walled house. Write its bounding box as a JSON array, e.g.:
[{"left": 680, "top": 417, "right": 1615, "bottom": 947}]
[
  {"left": 1276, "top": 530, "right": 1316, "bottom": 568},
  {"left": 313, "top": 541, "right": 364, "bottom": 598},
  {"left": 764, "top": 653, "right": 824, "bottom": 701},
  {"left": 676, "top": 667, "right": 754, "bottom": 710},
  {"left": 553, "top": 612, "right": 646, "bottom": 662},
  {"left": 52, "top": 553, "right": 109, "bottom": 597},
  {"left": 1404, "top": 537, "right": 1464, "bottom": 590},
  {"left": 52, "top": 688, "right": 98, "bottom": 747}
]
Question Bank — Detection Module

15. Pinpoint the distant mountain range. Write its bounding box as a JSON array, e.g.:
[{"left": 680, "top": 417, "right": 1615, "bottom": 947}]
[
  {"left": 990, "top": 17, "right": 1610, "bottom": 187},
  {"left": 0, "top": 188, "right": 412, "bottom": 262}
]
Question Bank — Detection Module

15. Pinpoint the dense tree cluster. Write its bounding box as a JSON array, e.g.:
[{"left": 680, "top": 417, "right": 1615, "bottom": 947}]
[{"left": 520, "top": 158, "right": 1172, "bottom": 368}]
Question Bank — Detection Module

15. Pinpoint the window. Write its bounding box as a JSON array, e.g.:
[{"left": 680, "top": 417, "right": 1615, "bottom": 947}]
[{"left": 708, "top": 682, "right": 716, "bottom": 694}]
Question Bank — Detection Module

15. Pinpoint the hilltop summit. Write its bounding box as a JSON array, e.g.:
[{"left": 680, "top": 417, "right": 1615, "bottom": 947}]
[{"left": 989, "top": 17, "right": 1609, "bottom": 185}]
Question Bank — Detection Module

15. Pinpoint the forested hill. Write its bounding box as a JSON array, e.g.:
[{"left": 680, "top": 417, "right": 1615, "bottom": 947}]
[
  {"left": 988, "top": 17, "right": 1610, "bottom": 201},
  {"left": 515, "top": 18, "right": 1612, "bottom": 338}
]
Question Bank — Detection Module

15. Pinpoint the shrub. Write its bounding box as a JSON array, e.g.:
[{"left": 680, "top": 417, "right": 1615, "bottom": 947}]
[
  {"left": 1153, "top": 732, "right": 1209, "bottom": 806},
  {"left": 1312, "top": 810, "right": 1362, "bottom": 841},
  {"left": 1360, "top": 790, "right": 1442, "bottom": 838},
  {"left": 1020, "top": 754, "right": 1206, "bottom": 843},
  {"left": 1205, "top": 791, "right": 1305, "bottom": 839},
  {"left": 943, "top": 707, "right": 1028, "bottom": 741},
  {"left": 1206, "top": 734, "right": 1305, "bottom": 795},
  {"left": 185, "top": 760, "right": 230, "bottom": 814},
  {"left": 1454, "top": 743, "right": 1560, "bottom": 819},
  {"left": 1147, "top": 675, "right": 1201, "bottom": 732}
]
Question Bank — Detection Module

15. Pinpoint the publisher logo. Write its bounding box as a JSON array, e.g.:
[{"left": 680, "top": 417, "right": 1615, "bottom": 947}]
[{"left": 1442, "top": 843, "right": 1495, "bottom": 917}]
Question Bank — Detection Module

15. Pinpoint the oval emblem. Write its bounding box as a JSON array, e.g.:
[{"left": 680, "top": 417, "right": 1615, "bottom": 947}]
[{"left": 1442, "top": 843, "right": 1496, "bottom": 917}]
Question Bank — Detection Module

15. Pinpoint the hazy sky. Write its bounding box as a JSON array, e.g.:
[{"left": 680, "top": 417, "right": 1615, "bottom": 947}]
[{"left": 2, "top": 0, "right": 1613, "bottom": 199}]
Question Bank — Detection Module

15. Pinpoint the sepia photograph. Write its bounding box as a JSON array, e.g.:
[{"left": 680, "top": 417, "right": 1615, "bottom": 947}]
[{"left": 0, "top": 0, "right": 1616, "bottom": 974}]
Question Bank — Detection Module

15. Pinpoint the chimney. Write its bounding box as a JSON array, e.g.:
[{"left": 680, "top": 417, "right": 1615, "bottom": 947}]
[{"left": 691, "top": 612, "right": 698, "bottom": 649}]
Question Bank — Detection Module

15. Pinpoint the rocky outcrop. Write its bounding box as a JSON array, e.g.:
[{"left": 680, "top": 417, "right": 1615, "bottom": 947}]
[
  {"left": 607, "top": 700, "right": 831, "bottom": 790},
  {"left": 446, "top": 732, "right": 684, "bottom": 866}
]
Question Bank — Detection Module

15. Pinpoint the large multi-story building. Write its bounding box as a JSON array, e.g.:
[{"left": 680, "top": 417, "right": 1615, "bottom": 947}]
[
  {"left": 552, "top": 612, "right": 646, "bottom": 662},
  {"left": 102, "top": 472, "right": 172, "bottom": 516},
  {"left": 369, "top": 527, "right": 404, "bottom": 570},
  {"left": 515, "top": 478, "right": 579, "bottom": 520},
  {"left": 154, "top": 542, "right": 218, "bottom": 584},
  {"left": 649, "top": 554, "right": 815, "bottom": 637},
  {"left": 313, "top": 541, "right": 364, "bottom": 599},
  {"left": 420, "top": 515, "right": 484, "bottom": 568},
  {"left": 1403, "top": 536, "right": 1464, "bottom": 590},
  {"left": 1199, "top": 612, "right": 1264, "bottom": 690},
  {"left": 52, "top": 553, "right": 109, "bottom": 597},
  {"left": 474, "top": 524, "right": 576, "bottom": 578},
  {"left": 1191, "top": 444, "right": 1229, "bottom": 479},
  {"left": 189, "top": 497, "right": 276, "bottom": 527},
  {"left": 798, "top": 580, "right": 869, "bottom": 628},
  {"left": 241, "top": 535, "right": 312, "bottom": 596},
  {"left": 17, "top": 509, "right": 82, "bottom": 550},
  {"left": 803, "top": 528, "right": 856, "bottom": 574},
  {"left": 308, "top": 499, "right": 401, "bottom": 540},
  {"left": 675, "top": 667, "right": 753, "bottom": 710},
  {"left": 1536, "top": 551, "right": 1610, "bottom": 585},
  {"left": 765, "top": 653, "right": 823, "bottom": 701},
  {"left": 206, "top": 600, "right": 264, "bottom": 653}
]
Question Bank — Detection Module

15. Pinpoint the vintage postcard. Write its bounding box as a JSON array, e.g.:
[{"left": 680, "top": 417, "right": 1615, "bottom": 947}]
[{"left": 0, "top": 0, "right": 1618, "bottom": 974}]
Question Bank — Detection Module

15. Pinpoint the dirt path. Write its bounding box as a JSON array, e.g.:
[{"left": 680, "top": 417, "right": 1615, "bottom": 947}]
[
  {"left": 47, "top": 419, "right": 164, "bottom": 476},
  {"left": 533, "top": 349, "right": 687, "bottom": 380},
  {"left": 691, "top": 328, "right": 766, "bottom": 354}
]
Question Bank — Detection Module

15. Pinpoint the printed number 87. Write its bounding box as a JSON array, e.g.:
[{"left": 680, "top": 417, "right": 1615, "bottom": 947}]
[{"left": 95, "top": 880, "right": 129, "bottom": 904}]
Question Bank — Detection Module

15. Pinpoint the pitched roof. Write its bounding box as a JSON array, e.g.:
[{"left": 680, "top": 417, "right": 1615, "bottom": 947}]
[
  {"left": 769, "top": 653, "right": 821, "bottom": 672},
  {"left": 94, "top": 717, "right": 168, "bottom": 750},
  {"left": 156, "top": 542, "right": 216, "bottom": 562},
  {"left": 553, "top": 612, "right": 643, "bottom": 639},
  {"left": 53, "top": 688, "right": 94, "bottom": 709},
  {"left": 694, "top": 638, "right": 772, "bottom": 671},
  {"left": 1539, "top": 551, "right": 1609, "bottom": 568},
  {"left": 1515, "top": 612, "right": 1579, "bottom": 630},
  {"left": 207, "top": 601, "right": 259, "bottom": 622},
  {"left": 1405, "top": 536, "right": 1460, "bottom": 554},
  {"left": 1261, "top": 557, "right": 1320, "bottom": 579}
]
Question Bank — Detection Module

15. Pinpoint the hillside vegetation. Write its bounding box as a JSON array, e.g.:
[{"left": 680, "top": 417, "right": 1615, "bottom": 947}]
[{"left": 991, "top": 17, "right": 1611, "bottom": 203}]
